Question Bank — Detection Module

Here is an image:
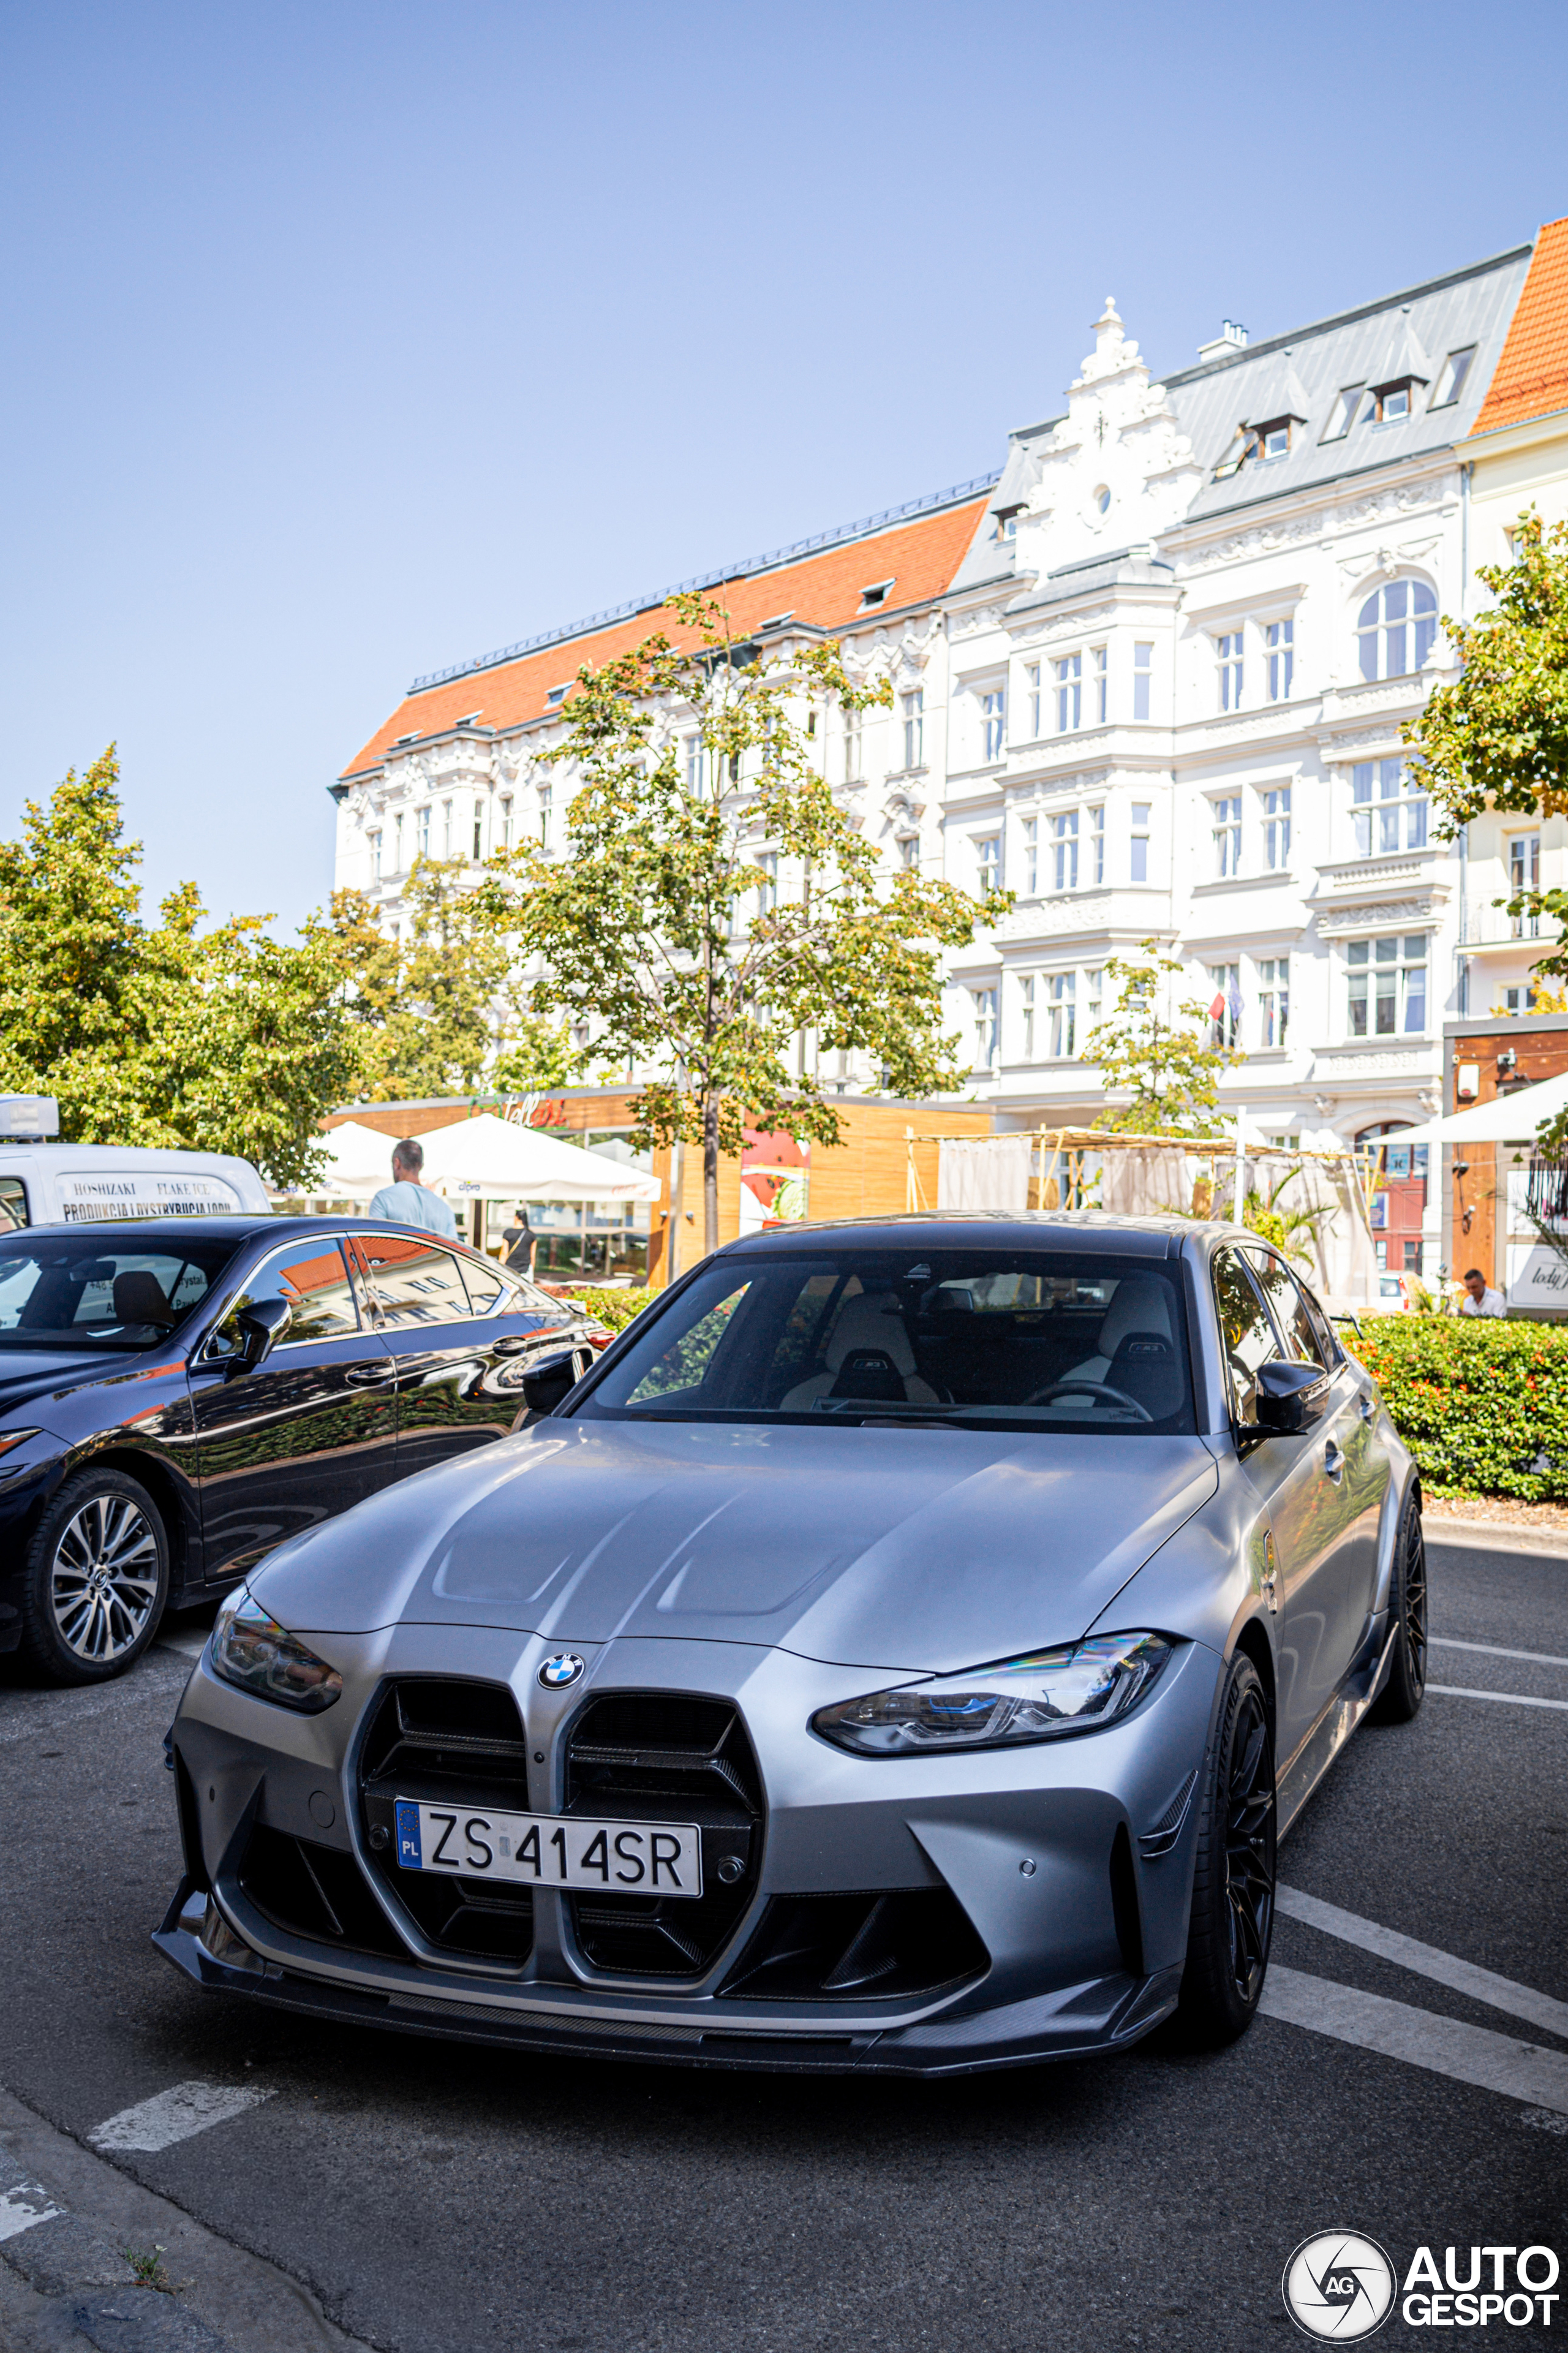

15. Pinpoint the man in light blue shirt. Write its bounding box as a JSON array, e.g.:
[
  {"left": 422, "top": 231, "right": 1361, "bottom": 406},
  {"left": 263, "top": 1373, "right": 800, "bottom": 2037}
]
[{"left": 367, "top": 1139, "right": 459, "bottom": 1239}]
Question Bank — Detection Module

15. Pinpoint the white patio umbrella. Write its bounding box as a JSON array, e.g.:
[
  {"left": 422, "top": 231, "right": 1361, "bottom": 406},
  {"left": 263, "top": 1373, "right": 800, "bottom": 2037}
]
[
  {"left": 412, "top": 1112, "right": 661, "bottom": 1202},
  {"left": 1398, "top": 1067, "right": 1568, "bottom": 1145},
  {"left": 307, "top": 1120, "right": 402, "bottom": 1198}
]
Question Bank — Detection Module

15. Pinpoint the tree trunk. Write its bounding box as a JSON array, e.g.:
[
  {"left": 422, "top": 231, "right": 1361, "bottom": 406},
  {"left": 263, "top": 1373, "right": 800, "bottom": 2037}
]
[{"left": 703, "top": 1088, "right": 720, "bottom": 1258}]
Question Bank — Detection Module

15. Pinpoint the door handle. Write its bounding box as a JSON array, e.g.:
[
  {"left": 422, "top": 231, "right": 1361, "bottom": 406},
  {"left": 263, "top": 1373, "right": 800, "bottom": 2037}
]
[
  {"left": 1323, "top": 1439, "right": 1344, "bottom": 1482},
  {"left": 1357, "top": 1396, "right": 1375, "bottom": 1424},
  {"left": 345, "top": 1363, "right": 398, "bottom": 1387}
]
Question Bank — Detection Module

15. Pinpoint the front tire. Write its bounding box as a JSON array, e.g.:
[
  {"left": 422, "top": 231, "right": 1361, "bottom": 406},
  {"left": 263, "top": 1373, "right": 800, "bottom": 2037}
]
[
  {"left": 1371, "top": 1485, "right": 1427, "bottom": 1724},
  {"left": 16, "top": 1468, "right": 169, "bottom": 1685},
  {"left": 1175, "top": 1651, "right": 1276, "bottom": 2047}
]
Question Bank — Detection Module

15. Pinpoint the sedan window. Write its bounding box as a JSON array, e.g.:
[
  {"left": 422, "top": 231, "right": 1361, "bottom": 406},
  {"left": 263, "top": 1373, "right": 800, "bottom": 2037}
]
[
  {"left": 0, "top": 1234, "right": 239, "bottom": 1350},
  {"left": 1212, "top": 1252, "right": 1281, "bottom": 1426},
  {"left": 456, "top": 1255, "right": 510, "bottom": 1315},
  {"left": 1243, "top": 1250, "right": 1329, "bottom": 1370},
  {"left": 209, "top": 1240, "right": 361, "bottom": 1355},
  {"left": 353, "top": 1236, "right": 473, "bottom": 1328}
]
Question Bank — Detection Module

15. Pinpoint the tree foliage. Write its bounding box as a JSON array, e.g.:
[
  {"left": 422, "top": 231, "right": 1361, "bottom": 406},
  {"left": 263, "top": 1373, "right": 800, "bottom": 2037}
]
[
  {"left": 1083, "top": 940, "right": 1244, "bottom": 1136},
  {"left": 322, "top": 859, "right": 581, "bottom": 1103},
  {"left": 0, "top": 749, "right": 361, "bottom": 1187},
  {"left": 477, "top": 594, "right": 995, "bottom": 1251}
]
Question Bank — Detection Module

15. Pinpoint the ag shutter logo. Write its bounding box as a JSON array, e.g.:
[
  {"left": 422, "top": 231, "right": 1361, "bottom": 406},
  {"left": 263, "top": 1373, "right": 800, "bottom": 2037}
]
[
  {"left": 1282, "top": 2233, "right": 1396, "bottom": 2340},
  {"left": 538, "top": 1652, "right": 585, "bottom": 1689}
]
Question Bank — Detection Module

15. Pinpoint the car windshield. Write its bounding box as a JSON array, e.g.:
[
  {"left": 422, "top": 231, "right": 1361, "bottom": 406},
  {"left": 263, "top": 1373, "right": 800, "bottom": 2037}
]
[
  {"left": 582, "top": 1250, "right": 1195, "bottom": 1433},
  {"left": 0, "top": 1235, "right": 242, "bottom": 1351}
]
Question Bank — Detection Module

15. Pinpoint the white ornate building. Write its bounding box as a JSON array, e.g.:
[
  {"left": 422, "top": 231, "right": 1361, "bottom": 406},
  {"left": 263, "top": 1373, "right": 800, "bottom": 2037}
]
[{"left": 335, "top": 228, "right": 1565, "bottom": 1273}]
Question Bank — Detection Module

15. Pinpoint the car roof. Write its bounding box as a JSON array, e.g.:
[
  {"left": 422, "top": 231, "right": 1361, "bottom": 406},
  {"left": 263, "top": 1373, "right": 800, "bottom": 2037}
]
[
  {"left": 0, "top": 1215, "right": 494, "bottom": 1256},
  {"left": 715, "top": 1211, "right": 1240, "bottom": 1261}
]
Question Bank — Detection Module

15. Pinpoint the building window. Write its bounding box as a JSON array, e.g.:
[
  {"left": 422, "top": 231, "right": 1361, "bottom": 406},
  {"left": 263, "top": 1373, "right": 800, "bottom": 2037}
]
[
  {"left": 1212, "top": 795, "right": 1243, "bottom": 878},
  {"left": 902, "top": 690, "right": 924, "bottom": 771},
  {"left": 843, "top": 706, "right": 862, "bottom": 784},
  {"left": 1217, "top": 630, "right": 1244, "bottom": 712},
  {"left": 976, "top": 834, "right": 1002, "bottom": 894},
  {"left": 982, "top": 689, "right": 1006, "bottom": 763},
  {"left": 1049, "top": 972, "right": 1076, "bottom": 1059},
  {"left": 1372, "top": 380, "right": 1416, "bottom": 423},
  {"left": 1510, "top": 834, "right": 1541, "bottom": 937},
  {"left": 1357, "top": 578, "right": 1438, "bottom": 679},
  {"left": 1026, "top": 661, "right": 1042, "bottom": 738},
  {"left": 538, "top": 787, "right": 552, "bottom": 850},
  {"left": 1249, "top": 417, "right": 1292, "bottom": 461},
  {"left": 417, "top": 806, "right": 431, "bottom": 859},
  {"left": 898, "top": 834, "right": 918, "bottom": 870},
  {"left": 1056, "top": 652, "right": 1082, "bottom": 733},
  {"left": 1051, "top": 809, "right": 1079, "bottom": 892},
  {"left": 369, "top": 830, "right": 382, "bottom": 881},
  {"left": 1351, "top": 760, "right": 1428, "bottom": 856},
  {"left": 1266, "top": 618, "right": 1294, "bottom": 701},
  {"left": 1130, "top": 803, "right": 1151, "bottom": 884},
  {"left": 1262, "top": 786, "right": 1291, "bottom": 869},
  {"left": 685, "top": 735, "right": 705, "bottom": 791},
  {"left": 1431, "top": 348, "right": 1476, "bottom": 409},
  {"left": 1085, "top": 968, "right": 1103, "bottom": 1033},
  {"left": 758, "top": 852, "right": 778, "bottom": 913},
  {"left": 971, "top": 988, "right": 998, "bottom": 1071},
  {"left": 860, "top": 580, "right": 893, "bottom": 610},
  {"left": 393, "top": 812, "right": 404, "bottom": 869},
  {"left": 1089, "top": 804, "right": 1105, "bottom": 886},
  {"left": 1259, "top": 957, "right": 1289, "bottom": 1048},
  {"left": 1093, "top": 646, "right": 1107, "bottom": 725},
  {"left": 1504, "top": 984, "right": 1539, "bottom": 1014},
  {"left": 473, "top": 804, "right": 484, "bottom": 861},
  {"left": 1019, "top": 975, "right": 1036, "bottom": 1061},
  {"left": 1348, "top": 934, "right": 1428, "bottom": 1037},
  {"left": 1022, "top": 815, "right": 1039, "bottom": 896},
  {"left": 1208, "top": 964, "right": 1242, "bottom": 1051},
  {"left": 1322, "top": 385, "right": 1365, "bottom": 441},
  {"left": 499, "top": 795, "right": 513, "bottom": 850},
  {"left": 441, "top": 799, "right": 453, "bottom": 857},
  {"left": 1133, "top": 643, "right": 1153, "bottom": 722}
]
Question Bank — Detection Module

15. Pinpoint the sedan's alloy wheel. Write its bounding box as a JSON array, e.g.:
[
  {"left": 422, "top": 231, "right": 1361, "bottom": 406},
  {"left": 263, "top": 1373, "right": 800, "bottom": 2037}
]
[
  {"left": 50, "top": 1494, "right": 162, "bottom": 1663},
  {"left": 1223, "top": 1683, "right": 1275, "bottom": 2006}
]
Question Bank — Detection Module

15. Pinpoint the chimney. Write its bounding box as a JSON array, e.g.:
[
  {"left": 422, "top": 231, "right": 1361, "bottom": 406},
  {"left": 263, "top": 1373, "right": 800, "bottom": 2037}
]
[{"left": 1197, "top": 319, "right": 1249, "bottom": 363}]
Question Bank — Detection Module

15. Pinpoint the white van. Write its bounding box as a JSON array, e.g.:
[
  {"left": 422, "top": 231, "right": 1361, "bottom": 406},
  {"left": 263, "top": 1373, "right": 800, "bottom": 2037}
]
[{"left": 0, "top": 1098, "right": 271, "bottom": 1229}]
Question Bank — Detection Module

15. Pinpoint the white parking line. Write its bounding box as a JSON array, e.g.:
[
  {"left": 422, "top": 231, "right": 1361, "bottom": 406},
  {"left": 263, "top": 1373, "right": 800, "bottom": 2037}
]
[
  {"left": 88, "top": 2080, "right": 273, "bottom": 2154},
  {"left": 1275, "top": 1885, "right": 1568, "bottom": 2041},
  {"left": 1427, "top": 1683, "right": 1568, "bottom": 1712},
  {"left": 1260, "top": 1966, "right": 1568, "bottom": 2115},
  {"left": 1430, "top": 1636, "right": 1568, "bottom": 1667},
  {"left": 157, "top": 1630, "right": 209, "bottom": 1661},
  {"left": 0, "top": 2180, "right": 61, "bottom": 2241}
]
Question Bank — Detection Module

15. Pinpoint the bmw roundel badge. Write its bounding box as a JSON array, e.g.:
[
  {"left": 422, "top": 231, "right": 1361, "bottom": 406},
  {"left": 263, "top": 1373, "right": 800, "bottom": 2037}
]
[{"left": 538, "top": 1652, "right": 585, "bottom": 1690}]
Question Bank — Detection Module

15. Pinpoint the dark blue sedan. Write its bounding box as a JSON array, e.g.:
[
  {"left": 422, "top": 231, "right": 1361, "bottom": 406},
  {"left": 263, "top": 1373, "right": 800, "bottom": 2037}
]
[{"left": 0, "top": 1217, "right": 608, "bottom": 1683}]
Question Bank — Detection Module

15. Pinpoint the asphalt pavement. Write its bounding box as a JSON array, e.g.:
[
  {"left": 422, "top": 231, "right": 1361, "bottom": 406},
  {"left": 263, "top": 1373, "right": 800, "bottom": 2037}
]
[{"left": 1, "top": 1537, "right": 1562, "bottom": 2353}]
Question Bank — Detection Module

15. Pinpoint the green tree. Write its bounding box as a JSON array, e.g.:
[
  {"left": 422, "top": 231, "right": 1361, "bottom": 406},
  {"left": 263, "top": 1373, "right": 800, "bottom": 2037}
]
[
  {"left": 0, "top": 749, "right": 362, "bottom": 1187},
  {"left": 477, "top": 594, "right": 995, "bottom": 1253},
  {"left": 1083, "top": 940, "right": 1244, "bottom": 1136}
]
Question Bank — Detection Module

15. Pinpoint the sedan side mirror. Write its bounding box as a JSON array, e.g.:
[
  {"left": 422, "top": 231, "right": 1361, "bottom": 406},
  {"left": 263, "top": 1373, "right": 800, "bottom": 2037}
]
[
  {"left": 520, "top": 1346, "right": 591, "bottom": 1417},
  {"left": 234, "top": 1295, "right": 293, "bottom": 1372},
  {"left": 1254, "top": 1358, "right": 1331, "bottom": 1435}
]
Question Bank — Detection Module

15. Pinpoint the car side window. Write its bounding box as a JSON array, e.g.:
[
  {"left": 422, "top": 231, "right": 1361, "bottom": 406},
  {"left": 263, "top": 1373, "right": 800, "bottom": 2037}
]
[
  {"left": 352, "top": 1234, "right": 473, "bottom": 1328},
  {"left": 210, "top": 1239, "right": 360, "bottom": 1355},
  {"left": 457, "top": 1255, "right": 508, "bottom": 1315},
  {"left": 1296, "top": 1278, "right": 1344, "bottom": 1369},
  {"left": 1244, "top": 1250, "right": 1329, "bottom": 1370},
  {"left": 1212, "top": 1250, "right": 1282, "bottom": 1427},
  {"left": 0, "top": 1179, "right": 28, "bottom": 1232}
]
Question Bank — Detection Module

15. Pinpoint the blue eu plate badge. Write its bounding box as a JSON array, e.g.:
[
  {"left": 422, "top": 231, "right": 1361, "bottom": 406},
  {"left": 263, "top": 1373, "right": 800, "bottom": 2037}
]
[{"left": 395, "top": 1800, "right": 422, "bottom": 1868}]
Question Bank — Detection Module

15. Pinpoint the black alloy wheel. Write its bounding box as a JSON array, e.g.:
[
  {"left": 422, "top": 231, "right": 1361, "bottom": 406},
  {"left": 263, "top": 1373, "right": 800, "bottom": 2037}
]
[
  {"left": 1175, "top": 1651, "right": 1276, "bottom": 2047},
  {"left": 16, "top": 1467, "right": 170, "bottom": 1686},
  {"left": 1372, "top": 1486, "right": 1427, "bottom": 1723}
]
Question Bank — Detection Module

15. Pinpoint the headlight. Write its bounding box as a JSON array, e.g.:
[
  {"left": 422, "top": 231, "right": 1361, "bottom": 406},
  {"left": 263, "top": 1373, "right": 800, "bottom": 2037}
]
[
  {"left": 209, "top": 1587, "right": 343, "bottom": 1713},
  {"left": 811, "top": 1632, "right": 1174, "bottom": 1756}
]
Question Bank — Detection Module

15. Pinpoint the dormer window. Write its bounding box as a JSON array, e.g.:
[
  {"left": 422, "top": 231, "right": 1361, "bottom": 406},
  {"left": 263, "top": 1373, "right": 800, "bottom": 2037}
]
[
  {"left": 1371, "top": 378, "right": 1422, "bottom": 424},
  {"left": 993, "top": 506, "right": 1022, "bottom": 543},
  {"left": 1321, "top": 385, "right": 1366, "bottom": 442},
  {"left": 859, "top": 578, "right": 894, "bottom": 610},
  {"left": 1248, "top": 417, "right": 1293, "bottom": 461},
  {"left": 545, "top": 684, "right": 569, "bottom": 708},
  {"left": 760, "top": 610, "right": 794, "bottom": 630},
  {"left": 394, "top": 730, "right": 421, "bottom": 746},
  {"left": 1430, "top": 348, "right": 1476, "bottom": 409}
]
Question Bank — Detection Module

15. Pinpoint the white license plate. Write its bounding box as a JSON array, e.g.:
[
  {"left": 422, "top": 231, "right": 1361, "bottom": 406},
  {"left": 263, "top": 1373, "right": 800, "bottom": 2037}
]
[{"left": 393, "top": 1799, "right": 703, "bottom": 1898}]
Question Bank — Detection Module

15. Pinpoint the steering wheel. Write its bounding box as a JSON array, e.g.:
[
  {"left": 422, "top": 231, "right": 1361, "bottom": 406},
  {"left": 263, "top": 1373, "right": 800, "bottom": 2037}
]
[{"left": 1026, "top": 1378, "right": 1153, "bottom": 1422}]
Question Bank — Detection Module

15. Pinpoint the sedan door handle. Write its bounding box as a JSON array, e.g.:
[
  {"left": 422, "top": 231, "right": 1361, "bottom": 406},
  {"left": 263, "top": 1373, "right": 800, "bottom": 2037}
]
[
  {"left": 1358, "top": 1396, "right": 1375, "bottom": 1423},
  {"left": 1323, "top": 1439, "right": 1344, "bottom": 1482},
  {"left": 345, "top": 1363, "right": 398, "bottom": 1387}
]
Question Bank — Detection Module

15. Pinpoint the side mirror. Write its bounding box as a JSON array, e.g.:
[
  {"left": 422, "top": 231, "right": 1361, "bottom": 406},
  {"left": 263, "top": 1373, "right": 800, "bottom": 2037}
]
[
  {"left": 520, "top": 1346, "right": 590, "bottom": 1417},
  {"left": 1254, "top": 1358, "right": 1331, "bottom": 1435},
  {"left": 233, "top": 1295, "right": 293, "bottom": 1372}
]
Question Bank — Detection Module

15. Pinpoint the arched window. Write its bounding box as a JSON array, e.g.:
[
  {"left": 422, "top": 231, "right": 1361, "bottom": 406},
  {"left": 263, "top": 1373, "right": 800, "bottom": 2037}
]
[{"left": 1357, "top": 578, "right": 1437, "bottom": 681}]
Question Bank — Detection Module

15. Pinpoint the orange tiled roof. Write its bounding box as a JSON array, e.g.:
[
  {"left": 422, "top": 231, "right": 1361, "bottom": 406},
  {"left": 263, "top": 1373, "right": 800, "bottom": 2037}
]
[
  {"left": 1471, "top": 215, "right": 1568, "bottom": 437},
  {"left": 341, "top": 496, "right": 991, "bottom": 778}
]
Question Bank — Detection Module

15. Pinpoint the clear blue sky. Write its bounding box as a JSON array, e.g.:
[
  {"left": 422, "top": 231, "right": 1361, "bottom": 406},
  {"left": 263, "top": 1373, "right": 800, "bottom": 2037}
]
[{"left": 2, "top": 0, "right": 1564, "bottom": 931}]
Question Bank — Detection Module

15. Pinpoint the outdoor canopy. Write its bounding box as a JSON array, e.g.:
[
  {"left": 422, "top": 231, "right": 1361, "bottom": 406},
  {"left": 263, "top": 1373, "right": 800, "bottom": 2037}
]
[
  {"left": 1397, "top": 1066, "right": 1568, "bottom": 1145},
  {"left": 411, "top": 1112, "right": 662, "bottom": 1202},
  {"left": 313, "top": 1120, "right": 407, "bottom": 1198}
]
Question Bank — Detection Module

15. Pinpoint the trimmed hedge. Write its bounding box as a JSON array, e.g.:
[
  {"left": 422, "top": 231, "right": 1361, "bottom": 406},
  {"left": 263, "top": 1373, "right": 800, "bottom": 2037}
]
[
  {"left": 1351, "top": 1314, "right": 1568, "bottom": 1501},
  {"left": 560, "top": 1285, "right": 660, "bottom": 1334}
]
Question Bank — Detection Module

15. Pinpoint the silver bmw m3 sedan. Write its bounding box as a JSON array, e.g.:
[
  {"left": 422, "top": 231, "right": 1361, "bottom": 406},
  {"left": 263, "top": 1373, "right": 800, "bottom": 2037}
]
[{"left": 157, "top": 1214, "right": 1426, "bottom": 2075}]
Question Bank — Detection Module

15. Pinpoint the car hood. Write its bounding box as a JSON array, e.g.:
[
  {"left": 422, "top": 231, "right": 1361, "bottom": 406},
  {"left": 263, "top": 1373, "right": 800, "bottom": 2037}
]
[
  {"left": 0, "top": 1349, "right": 150, "bottom": 1419},
  {"left": 252, "top": 1419, "right": 1219, "bottom": 1675}
]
